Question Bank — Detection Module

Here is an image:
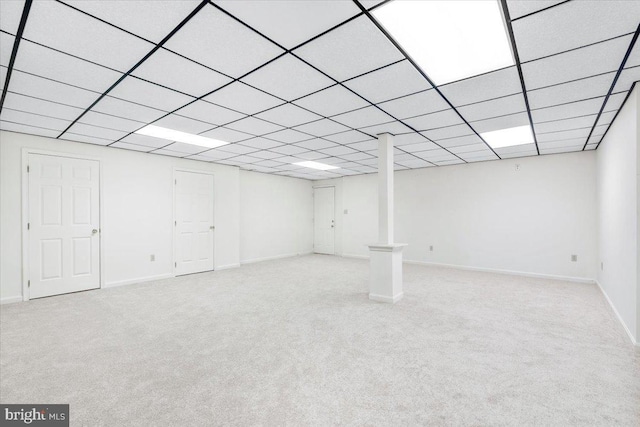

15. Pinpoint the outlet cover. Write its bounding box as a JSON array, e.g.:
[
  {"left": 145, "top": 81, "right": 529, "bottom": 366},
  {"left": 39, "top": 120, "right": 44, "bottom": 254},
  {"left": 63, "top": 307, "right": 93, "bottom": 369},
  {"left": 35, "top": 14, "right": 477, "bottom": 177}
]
[
  {"left": 429, "top": 245, "right": 433, "bottom": 251},
  {"left": 571, "top": 254, "right": 577, "bottom": 262},
  {"left": 150, "top": 254, "right": 155, "bottom": 262}
]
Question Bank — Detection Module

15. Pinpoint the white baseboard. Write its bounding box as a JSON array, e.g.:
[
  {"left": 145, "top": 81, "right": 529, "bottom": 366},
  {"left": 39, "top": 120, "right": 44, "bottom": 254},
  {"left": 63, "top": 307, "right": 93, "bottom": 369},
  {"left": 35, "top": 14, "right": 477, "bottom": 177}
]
[
  {"left": 240, "top": 252, "right": 313, "bottom": 265},
  {"left": 104, "top": 273, "right": 173, "bottom": 288},
  {"left": 340, "top": 253, "right": 594, "bottom": 284},
  {"left": 369, "top": 292, "right": 403, "bottom": 303},
  {"left": 215, "top": 263, "right": 240, "bottom": 270},
  {"left": 595, "top": 280, "right": 638, "bottom": 346},
  {"left": 0, "top": 295, "right": 23, "bottom": 305}
]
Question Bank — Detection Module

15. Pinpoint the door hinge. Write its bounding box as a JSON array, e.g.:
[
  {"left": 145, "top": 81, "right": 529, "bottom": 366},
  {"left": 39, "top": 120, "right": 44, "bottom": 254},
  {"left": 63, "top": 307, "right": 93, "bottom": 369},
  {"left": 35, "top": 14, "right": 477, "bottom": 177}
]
[
  {"left": 174, "top": 220, "right": 177, "bottom": 226},
  {"left": 27, "top": 222, "right": 30, "bottom": 230},
  {"left": 28, "top": 280, "right": 30, "bottom": 288},
  {"left": 175, "top": 262, "right": 177, "bottom": 268},
  {"left": 27, "top": 165, "right": 30, "bottom": 173},
  {"left": 175, "top": 179, "right": 177, "bottom": 185}
]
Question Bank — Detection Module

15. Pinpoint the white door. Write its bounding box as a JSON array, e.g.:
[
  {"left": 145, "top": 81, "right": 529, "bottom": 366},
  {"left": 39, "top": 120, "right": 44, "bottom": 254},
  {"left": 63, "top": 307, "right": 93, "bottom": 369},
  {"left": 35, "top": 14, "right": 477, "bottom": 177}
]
[
  {"left": 314, "top": 186, "right": 335, "bottom": 255},
  {"left": 175, "top": 171, "right": 214, "bottom": 276},
  {"left": 28, "top": 154, "right": 100, "bottom": 299}
]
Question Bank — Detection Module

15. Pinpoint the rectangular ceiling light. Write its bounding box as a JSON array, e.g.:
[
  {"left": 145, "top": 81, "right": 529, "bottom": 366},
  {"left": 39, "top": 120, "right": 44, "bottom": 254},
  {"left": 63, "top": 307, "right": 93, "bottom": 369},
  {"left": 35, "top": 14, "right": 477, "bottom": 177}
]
[
  {"left": 293, "top": 161, "right": 340, "bottom": 170},
  {"left": 480, "top": 125, "right": 534, "bottom": 149},
  {"left": 135, "top": 125, "right": 229, "bottom": 149},
  {"left": 373, "top": 0, "right": 514, "bottom": 85}
]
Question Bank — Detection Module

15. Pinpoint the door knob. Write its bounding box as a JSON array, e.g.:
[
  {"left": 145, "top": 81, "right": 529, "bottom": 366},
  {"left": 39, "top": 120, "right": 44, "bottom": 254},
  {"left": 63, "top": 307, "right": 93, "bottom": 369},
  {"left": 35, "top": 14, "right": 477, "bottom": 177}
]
[{"left": 92, "top": 229, "right": 98, "bottom": 234}]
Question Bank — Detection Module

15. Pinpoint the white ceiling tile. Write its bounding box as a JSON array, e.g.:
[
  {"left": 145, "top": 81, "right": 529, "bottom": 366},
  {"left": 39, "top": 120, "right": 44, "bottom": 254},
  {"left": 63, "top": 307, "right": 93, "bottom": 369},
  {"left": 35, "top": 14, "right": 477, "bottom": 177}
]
[
  {"left": 378, "top": 89, "right": 450, "bottom": 120},
  {"left": 532, "top": 96, "right": 604, "bottom": 123},
  {"left": 152, "top": 148, "right": 187, "bottom": 157},
  {"left": 359, "top": 120, "right": 413, "bottom": 136},
  {"left": 401, "top": 140, "right": 441, "bottom": 153},
  {"left": 192, "top": 149, "right": 236, "bottom": 160},
  {"left": 1, "top": 33, "right": 15, "bottom": 67},
  {"left": 434, "top": 134, "right": 484, "bottom": 149},
  {"left": 199, "top": 126, "right": 253, "bottom": 143},
  {"left": 471, "top": 112, "right": 530, "bottom": 133},
  {"left": 528, "top": 72, "right": 616, "bottom": 109},
  {"left": 593, "top": 111, "right": 618, "bottom": 128},
  {"left": 110, "top": 141, "right": 152, "bottom": 152},
  {"left": 0, "top": 120, "right": 59, "bottom": 138},
  {"left": 247, "top": 150, "right": 285, "bottom": 160},
  {"left": 132, "top": 49, "right": 232, "bottom": 98},
  {"left": 294, "top": 16, "right": 404, "bottom": 82},
  {"left": 212, "top": 0, "right": 360, "bottom": 49},
  {"left": 340, "top": 151, "right": 375, "bottom": 161},
  {"left": 602, "top": 91, "right": 630, "bottom": 113},
  {"left": 254, "top": 104, "right": 321, "bottom": 128},
  {"left": 324, "top": 129, "right": 374, "bottom": 145},
  {"left": 154, "top": 114, "right": 214, "bottom": 134},
  {"left": 534, "top": 115, "right": 596, "bottom": 133},
  {"left": 421, "top": 124, "right": 475, "bottom": 141},
  {"left": 241, "top": 54, "right": 334, "bottom": 101},
  {"left": 0, "top": 0, "right": 24, "bottom": 35},
  {"left": 204, "top": 82, "right": 283, "bottom": 115},
  {"left": 63, "top": 132, "right": 112, "bottom": 146},
  {"left": 225, "top": 117, "right": 284, "bottom": 136},
  {"left": 65, "top": 122, "right": 126, "bottom": 141},
  {"left": 293, "top": 84, "right": 368, "bottom": 116},
  {"left": 92, "top": 95, "right": 166, "bottom": 123},
  {"left": 156, "top": 142, "right": 206, "bottom": 155},
  {"left": 238, "top": 137, "right": 284, "bottom": 150},
  {"left": 175, "top": 100, "right": 245, "bottom": 126},
  {"left": 252, "top": 159, "right": 285, "bottom": 168},
  {"left": 23, "top": 0, "right": 153, "bottom": 72},
  {"left": 109, "top": 76, "right": 194, "bottom": 112},
  {"left": 449, "top": 143, "right": 491, "bottom": 154},
  {"left": 522, "top": 35, "right": 632, "bottom": 89},
  {"left": 2, "top": 92, "right": 83, "bottom": 120},
  {"left": 293, "top": 118, "right": 350, "bottom": 137},
  {"left": 403, "top": 109, "right": 463, "bottom": 131},
  {"left": 317, "top": 145, "right": 358, "bottom": 156},
  {"left": 65, "top": 0, "right": 200, "bottom": 43},
  {"left": 343, "top": 60, "right": 432, "bottom": 103},
  {"left": 332, "top": 106, "right": 393, "bottom": 128},
  {"left": 494, "top": 143, "right": 538, "bottom": 155},
  {"left": 438, "top": 66, "right": 521, "bottom": 106},
  {"left": 294, "top": 151, "right": 331, "bottom": 160},
  {"left": 0, "top": 108, "right": 69, "bottom": 131},
  {"left": 293, "top": 138, "right": 338, "bottom": 150},
  {"left": 13, "top": 39, "right": 122, "bottom": 93},
  {"left": 8, "top": 69, "right": 98, "bottom": 108},
  {"left": 120, "top": 133, "right": 171, "bottom": 149},
  {"left": 79, "top": 111, "right": 143, "bottom": 133},
  {"left": 537, "top": 128, "right": 590, "bottom": 143},
  {"left": 217, "top": 144, "right": 259, "bottom": 155},
  {"left": 270, "top": 144, "right": 310, "bottom": 155},
  {"left": 506, "top": 0, "right": 565, "bottom": 20},
  {"left": 614, "top": 65, "right": 640, "bottom": 93},
  {"left": 164, "top": 4, "right": 284, "bottom": 78},
  {"left": 458, "top": 94, "right": 527, "bottom": 122},
  {"left": 264, "top": 128, "right": 312, "bottom": 144},
  {"left": 396, "top": 158, "right": 433, "bottom": 168},
  {"left": 392, "top": 132, "right": 430, "bottom": 146},
  {"left": 513, "top": 1, "right": 640, "bottom": 62}
]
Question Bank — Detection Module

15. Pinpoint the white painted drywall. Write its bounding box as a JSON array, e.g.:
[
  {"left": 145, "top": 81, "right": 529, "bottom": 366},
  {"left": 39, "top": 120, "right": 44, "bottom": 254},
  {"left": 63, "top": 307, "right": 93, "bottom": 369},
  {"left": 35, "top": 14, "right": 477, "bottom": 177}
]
[
  {"left": 318, "top": 151, "right": 598, "bottom": 281},
  {"left": 239, "top": 170, "right": 313, "bottom": 263},
  {"left": 0, "top": 131, "right": 311, "bottom": 303},
  {"left": 596, "top": 87, "right": 638, "bottom": 343}
]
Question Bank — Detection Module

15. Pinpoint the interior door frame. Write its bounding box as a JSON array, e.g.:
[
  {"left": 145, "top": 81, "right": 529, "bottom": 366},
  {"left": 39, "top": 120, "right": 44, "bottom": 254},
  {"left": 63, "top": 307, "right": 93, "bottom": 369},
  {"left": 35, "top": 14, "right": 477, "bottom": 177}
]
[
  {"left": 312, "top": 185, "right": 336, "bottom": 255},
  {"left": 21, "top": 148, "right": 104, "bottom": 301},
  {"left": 172, "top": 168, "right": 215, "bottom": 277}
]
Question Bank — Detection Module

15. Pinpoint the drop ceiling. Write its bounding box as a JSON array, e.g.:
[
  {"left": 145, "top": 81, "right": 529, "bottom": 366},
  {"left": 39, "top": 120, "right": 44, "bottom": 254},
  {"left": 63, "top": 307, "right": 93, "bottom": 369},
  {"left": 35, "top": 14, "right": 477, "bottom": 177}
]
[{"left": 0, "top": 0, "right": 639, "bottom": 180}]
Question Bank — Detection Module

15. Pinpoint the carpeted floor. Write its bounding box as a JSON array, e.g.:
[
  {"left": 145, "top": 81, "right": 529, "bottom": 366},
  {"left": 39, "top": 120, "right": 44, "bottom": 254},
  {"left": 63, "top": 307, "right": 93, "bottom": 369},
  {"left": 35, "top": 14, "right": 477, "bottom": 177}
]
[{"left": 1, "top": 255, "right": 638, "bottom": 426}]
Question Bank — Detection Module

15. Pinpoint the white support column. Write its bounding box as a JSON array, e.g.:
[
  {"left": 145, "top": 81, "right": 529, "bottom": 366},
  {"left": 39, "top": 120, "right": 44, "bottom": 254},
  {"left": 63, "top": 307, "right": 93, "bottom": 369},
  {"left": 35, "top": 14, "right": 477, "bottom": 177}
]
[{"left": 368, "top": 133, "right": 406, "bottom": 304}]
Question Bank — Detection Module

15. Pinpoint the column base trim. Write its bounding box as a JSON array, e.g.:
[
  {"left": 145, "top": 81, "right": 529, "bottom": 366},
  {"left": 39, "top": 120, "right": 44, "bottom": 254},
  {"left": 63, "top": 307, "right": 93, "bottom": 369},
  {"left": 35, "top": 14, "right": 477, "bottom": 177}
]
[{"left": 369, "top": 292, "right": 403, "bottom": 304}]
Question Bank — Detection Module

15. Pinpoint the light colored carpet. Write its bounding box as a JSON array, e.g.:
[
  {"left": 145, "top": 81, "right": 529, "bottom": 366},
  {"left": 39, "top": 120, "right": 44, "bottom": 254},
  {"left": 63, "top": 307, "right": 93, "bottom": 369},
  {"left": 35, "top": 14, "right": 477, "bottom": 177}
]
[{"left": 1, "top": 255, "right": 639, "bottom": 426}]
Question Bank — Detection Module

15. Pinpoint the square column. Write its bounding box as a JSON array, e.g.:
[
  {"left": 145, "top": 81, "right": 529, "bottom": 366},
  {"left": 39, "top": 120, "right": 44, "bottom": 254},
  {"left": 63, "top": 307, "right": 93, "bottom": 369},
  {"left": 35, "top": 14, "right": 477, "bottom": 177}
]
[{"left": 368, "top": 133, "right": 406, "bottom": 303}]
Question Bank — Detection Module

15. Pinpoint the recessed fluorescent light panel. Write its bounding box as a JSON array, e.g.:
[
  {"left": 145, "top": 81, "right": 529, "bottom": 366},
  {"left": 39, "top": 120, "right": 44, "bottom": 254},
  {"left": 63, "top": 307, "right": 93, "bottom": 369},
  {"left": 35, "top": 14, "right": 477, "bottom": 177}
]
[
  {"left": 480, "top": 125, "right": 534, "bottom": 149},
  {"left": 293, "top": 161, "right": 340, "bottom": 171},
  {"left": 135, "top": 125, "right": 229, "bottom": 149},
  {"left": 374, "top": 0, "right": 514, "bottom": 85}
]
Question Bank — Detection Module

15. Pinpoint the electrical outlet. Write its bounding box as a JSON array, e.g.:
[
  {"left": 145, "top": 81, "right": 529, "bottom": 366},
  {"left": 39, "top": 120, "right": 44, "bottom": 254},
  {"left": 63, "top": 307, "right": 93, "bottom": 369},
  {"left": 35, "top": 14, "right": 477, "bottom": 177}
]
[
  {"left": 515, "top": 164, "right": 520, "bottom": 171},
  {"left": 150, "top": 254, "right": 155, "bottom": 262},
  {"left": 571, "top": 254, "right": 577, "bottom": 262},
  {"left": 429, "top": 245, "right": 433, "bottom": 252}
]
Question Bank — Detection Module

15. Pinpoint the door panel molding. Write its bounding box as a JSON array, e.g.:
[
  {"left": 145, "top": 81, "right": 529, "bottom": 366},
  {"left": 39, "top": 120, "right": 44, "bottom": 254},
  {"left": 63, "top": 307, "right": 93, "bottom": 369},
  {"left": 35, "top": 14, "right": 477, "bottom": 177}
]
[{"left": 21, "top": 148, "right": 103, "bottom": 301}]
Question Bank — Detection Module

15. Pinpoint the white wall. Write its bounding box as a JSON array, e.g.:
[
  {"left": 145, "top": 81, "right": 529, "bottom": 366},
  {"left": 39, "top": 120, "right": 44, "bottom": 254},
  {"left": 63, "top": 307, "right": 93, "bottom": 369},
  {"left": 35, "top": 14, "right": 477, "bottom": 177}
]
[
  {"left": 318, "top": 151, "right": 598, "bottom": 281},
  {"left": 0, "top": 131, "right": 311, "bottom": 303},
  {"left": 596, "top": 87, "right": 639, "bottom": 343},
  {"left": 240, "top": 170, "right": 313, "bottom": 263}
]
